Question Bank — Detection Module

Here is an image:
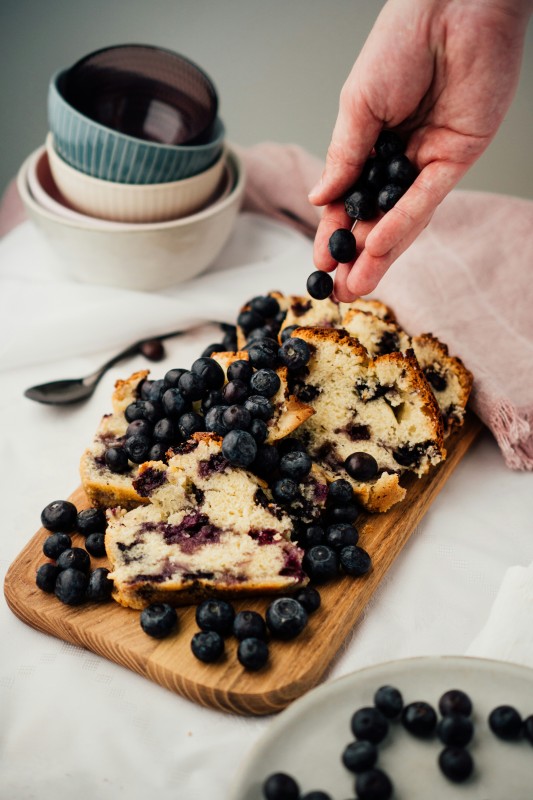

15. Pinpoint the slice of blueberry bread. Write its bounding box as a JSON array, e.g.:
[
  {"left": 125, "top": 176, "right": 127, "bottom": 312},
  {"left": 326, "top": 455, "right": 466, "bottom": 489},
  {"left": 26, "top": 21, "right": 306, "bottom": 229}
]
[
  {"left": 286, "top": 327, "right": 446, "bottom": 513},
  {"left": 105, "top": 433, "right": 307, "bottom": 609}
]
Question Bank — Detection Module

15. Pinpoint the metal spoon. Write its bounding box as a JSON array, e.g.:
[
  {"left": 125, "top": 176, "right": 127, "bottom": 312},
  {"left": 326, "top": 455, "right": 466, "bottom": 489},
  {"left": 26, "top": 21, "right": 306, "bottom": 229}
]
[{"left": 24, "top": 330, "right": 187, "bottom": 405}]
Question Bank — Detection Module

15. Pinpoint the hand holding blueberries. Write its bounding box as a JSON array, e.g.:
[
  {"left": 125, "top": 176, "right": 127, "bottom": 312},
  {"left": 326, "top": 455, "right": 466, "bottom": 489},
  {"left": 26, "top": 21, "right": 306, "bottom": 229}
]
[{"left": 308, "top": 0, "right": 532, "bottom": 301}]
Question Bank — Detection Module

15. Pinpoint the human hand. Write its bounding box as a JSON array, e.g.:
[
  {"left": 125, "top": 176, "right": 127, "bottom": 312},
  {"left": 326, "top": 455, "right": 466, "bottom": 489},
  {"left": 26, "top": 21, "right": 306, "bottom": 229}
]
[{"left": 309, "top": 0, "right": 531, "bottom": 301}]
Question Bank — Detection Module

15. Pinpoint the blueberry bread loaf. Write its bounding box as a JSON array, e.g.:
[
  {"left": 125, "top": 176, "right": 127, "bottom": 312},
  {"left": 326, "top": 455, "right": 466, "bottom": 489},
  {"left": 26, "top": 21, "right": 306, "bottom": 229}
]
[
  {"left": 106, "top": 433, "right": 307, "bottom": 609},
  {"left": 286, "top": 327, "right": 446, "bottom": 513}
]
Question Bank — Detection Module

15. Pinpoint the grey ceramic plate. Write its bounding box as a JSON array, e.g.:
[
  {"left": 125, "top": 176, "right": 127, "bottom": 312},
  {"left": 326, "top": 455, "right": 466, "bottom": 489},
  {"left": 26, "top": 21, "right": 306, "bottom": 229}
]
[{"left": 229, "top": 655, "right": 533, "bottom": 800}]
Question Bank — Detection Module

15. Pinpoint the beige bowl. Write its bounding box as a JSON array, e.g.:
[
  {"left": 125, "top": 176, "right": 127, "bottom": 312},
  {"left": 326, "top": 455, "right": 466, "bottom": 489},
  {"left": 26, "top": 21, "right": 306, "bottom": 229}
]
[
  {"left": 17, "top": 144, "right": 245, "bottom": 291},
  {"left": 46, "top": 132, "right": 227, "bottom": 223}
]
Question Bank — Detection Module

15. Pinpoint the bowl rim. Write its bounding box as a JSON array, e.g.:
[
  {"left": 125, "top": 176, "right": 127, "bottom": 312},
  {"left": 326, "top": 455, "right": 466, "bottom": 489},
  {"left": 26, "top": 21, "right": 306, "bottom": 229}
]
[
  {"left": 17, "top": 143, "right": 245, "bottom": 233},
  {"left": 50, "top": 68, "right": 225, "bottom": 155},
  {"left": 45, "top": 132, "right": 227, "bottom": 192}
]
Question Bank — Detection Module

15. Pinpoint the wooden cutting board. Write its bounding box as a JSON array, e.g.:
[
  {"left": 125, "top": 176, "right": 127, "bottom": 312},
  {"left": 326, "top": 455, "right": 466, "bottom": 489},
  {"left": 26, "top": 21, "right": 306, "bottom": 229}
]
[{"left": 4, "top": 413, "right": 482, "bottom": 716}]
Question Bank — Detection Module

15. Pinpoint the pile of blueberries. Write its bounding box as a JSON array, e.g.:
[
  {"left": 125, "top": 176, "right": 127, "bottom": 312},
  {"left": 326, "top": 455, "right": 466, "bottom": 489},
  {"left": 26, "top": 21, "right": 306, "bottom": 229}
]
[
  {"left": 36, "top": 499, "right": 112, "bottom": 605},
  {"left": 263, "top": 686, "right": 533, "bottom": 799}
]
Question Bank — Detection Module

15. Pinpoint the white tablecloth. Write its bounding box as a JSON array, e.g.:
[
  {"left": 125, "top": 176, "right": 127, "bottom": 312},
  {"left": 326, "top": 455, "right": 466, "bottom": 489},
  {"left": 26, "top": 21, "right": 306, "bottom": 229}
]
[{"left": 1, "top": 213, "right": 532, "bottom": 799}]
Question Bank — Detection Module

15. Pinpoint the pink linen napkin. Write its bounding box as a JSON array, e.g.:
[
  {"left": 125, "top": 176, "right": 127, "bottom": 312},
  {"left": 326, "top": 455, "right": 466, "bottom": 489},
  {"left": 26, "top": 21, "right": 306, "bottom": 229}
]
[{"left": 3, "top": 142, "right": 532, "bottom": 468}]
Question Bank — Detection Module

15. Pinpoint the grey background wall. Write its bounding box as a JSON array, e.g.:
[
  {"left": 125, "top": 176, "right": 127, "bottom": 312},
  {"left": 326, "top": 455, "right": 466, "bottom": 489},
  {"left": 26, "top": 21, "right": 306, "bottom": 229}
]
[{"left": 2, "top": 0, "right": 532, "bottom": 199}]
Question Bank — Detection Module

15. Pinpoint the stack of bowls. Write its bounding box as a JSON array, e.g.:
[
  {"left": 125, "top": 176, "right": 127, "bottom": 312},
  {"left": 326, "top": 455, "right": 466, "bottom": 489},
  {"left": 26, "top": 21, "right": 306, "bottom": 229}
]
[{"left": 17, "top": 44, "right": 245, "bottom": 291}]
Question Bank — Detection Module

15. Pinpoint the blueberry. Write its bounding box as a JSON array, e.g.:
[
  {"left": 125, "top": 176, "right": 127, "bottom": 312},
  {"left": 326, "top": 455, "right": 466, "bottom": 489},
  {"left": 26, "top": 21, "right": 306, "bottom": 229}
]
[
  {"left": 139, "top": 378, "right": 154, "bottom": 399},
  {"left": 36, "top": 562, "right": 61, "bottom": 592},
  {"left": 125, "top": 419, "right": 153, "bottom": 439},
  {"left": 140, "top": 603, "right": 177, "bottom": 638},
  {"left": 424, "top": 367, "right": 447, "bottom": 392},
  {"left": 326, "top": 523, "right": 359, "bottom": 550},
  {"left": 362, "top": 157, "right": 388, "bottom": 191},
  {"left": 178, "top": 371, "right": 206, "bottom": 401},
  {"left": 437, "top": 714, "right": 474, "bottom": 747},
  {"left": 178, "top": 411, "right": 205, "bottom": 439},
  {"left": 438, "top": 746, "right": 474, "bottom": 783},
  {"left": 438, "top": 689, "right": 473, "bottom": 717},
  {"left": 162, "top": 387, "right": 189, "bottom": 417},
  {"left": 237, "top": 309, "right": 264, "bottom": 335},
  {"left": 306, "top": 270, "right": 333, "bottom": 300},
  {"left": 327, "top": 479, "right": 354, "bottom": 505},
  {"left": 351, "top": 706, "right": 389, "bottom": 744},
  {"left": 245, "top": 395, "right": 275, "bottom": 421},
  {"left": 302, "top": 545, "right": 339, "bottom": 583},
  {"left": 278, "top": 338, "right": 311, "bottom": 371},
  {"left": 222, "top": 404, "right": 252, "bottom": 432},
  {"left": 191, "top": 357, "right": 225, "bottom": 390},
  {"left": 263, "top": 772, "right": 300, "bottom": 800},
  {"left": 196, "top": 599, "right": 235, "bottom": 635},
  {"left": 272, "top": 478, "right": 299, "bottom": 504},
  {"left": 488, "top": 705, "right": 523, "bottom": 740},
  {"left": 249, "top": 418, "right": 268, "bottom": 444},
  {"left": 233, "top": 610, "right": 267, "bottom": 641},
  {"left": 340, "top": 545, "right": 371, "bottom": 577},
  {"left": 222, "top": 331, "right": 238, "bottom": 351},
  {"left": 150, "top": 443, "right": 168, "bottom": 461},
  {"left": 300, "top": 793, "right": 331, "bottom": 800},
  {"left": 355, "top": 767, "right": 393, "bottom": 800},
  {"left": 386, "top": 154, "right": 417, "bottom": 187},
  {"left": 266, "top": 597, "right": 308, "bottom": 640},
  {"left": 222, "top": 430, "right": 257, "bottom": 468},
  {"left": 43, "top": 532, "right": 72, "bottom": 559},
  {"left": 375, "top": 130, "right": 404, "bottom": 159},
  {"left": 250, "top": 295, "right": 280, "bottom": 318},
  {"left": 124, "top": 434, "right": 151, "bottom": 464},
  {"left": 374, "top": 685, "right": 403, "bottom": 719},
  {"left": 279, "top": 451, "right": 312, "bottom": 480},
  {"left": 252, "top": 444, "right": 280, "bottom": 476},
  {"left": 280, "top": 324, "right": 301, "bottom": 343},
  {"left": 326, "top": 503, "right": 360, "bottom": 524},
  {"left": 377, "top": 184, "right": 405, "bottom": 212},
  {"left": 144, "top": 379, "right": 166, "bottom": 404},
  {"left": 300, "top": 525, "right": 325, "bottom": 549},
  {"left": 54, "top": 568, "right": 88, "bottom": 605},
  {"left": 344, "top": 187, "right": 377, "bottom": 221},
  {"left": 342, "top": 740, "right": 378, "bottom": 773},
  {"left": 250, "top": 369, "right": 281, "bottom": 398},
  {"left": 222, "top": 378, "right": 249, "bottom": 405},
  {"left": 201, "top": 343, "right": 225, "bottom": 358},
  {"left": 237, "top": 637, "right": 269, "bottom": 671},
  {"left": 202, "top": 389, "right": 224, "bottom": 414},
  {"left": 344, "top": 452, "right": 378, "bottom": 481},
  {"left": 105, "top": 446, "right": 130, "bottom": 473},
  {"left": 86, "top": 567, "right": 113, "bottom": 602},
  {"left": 85, "top": 532, "right": 106, "bottom": 558},
  {"left": 76, "top": 507, "right": 106, "bottom": 536},
  {"left": 204, "top": 406, "right": 228, "bottom": 436},
  {"left": 153, "top": 417, "right": 178, "bottom": 443},
  {"left": 401, "top": 701, "right": 437, "bottom": 737},
  {"left": 328, "top": 229, "right": 357, "bottom": 263},
  {"left": 524, "top": 715, "right": 533, "bottom": 744},
  {"left": 247, "top": 327, "right": 276, "bottom": 344},
  {"left": 163, "top": 368, "right": 188, "bottom": 388},
  {"left": 247, "top": 340, "right": 280, "bottom": 370},
  {"left": 57, "top": 547, "right": 91, "bottom": 573},
  {"left": 227, "top": 359, "right": 253, "bottom": 384},
  {"left": 191, "top": 630, "right": 224, "bottom": 663},
  {"left": 41, "top": 500, "right": 78, "bottom": 532},
  {"left": 124, "top": 400, "right": 159, "bottom": 424},
  {"left": 293, "top": 586, "right": 321, "bottom": 613}
]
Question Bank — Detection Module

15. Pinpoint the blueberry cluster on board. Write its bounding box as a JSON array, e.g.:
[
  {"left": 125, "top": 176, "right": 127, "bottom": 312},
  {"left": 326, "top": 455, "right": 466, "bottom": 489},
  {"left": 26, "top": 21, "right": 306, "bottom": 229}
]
[
  {"left": 36, "top": 500, "right": 112, "bottom": 604},
  {"left": 262, "top": 686, "right": 533, "bottom": 798}
]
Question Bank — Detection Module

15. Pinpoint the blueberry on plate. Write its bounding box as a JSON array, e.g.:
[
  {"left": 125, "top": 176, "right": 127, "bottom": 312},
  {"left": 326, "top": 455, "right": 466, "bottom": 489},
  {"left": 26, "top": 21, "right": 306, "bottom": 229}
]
[
  {"left": 279, "top": 450, "right": 312, "bottom": 480},
  {"left": 227, "top": 359, "right": 253, "bottom": 384},
  {"left": 437, "top": 714, "right": 474, "bottom": 747},
  {"left": 328, "top": 229, "right": 357, "bottom": 263},
  {"left": 438, "top": 688, "right": 473, "bottom": 717},
  {"left": 149, "top": 443, "right": 169, "bottom": 462},
  {"left": 249, "top": 418, "right": 268, "bottom": 444},
  {"left": 326, "top": 522, "right": 359, "bottom": 550},
  {"left": 342, "top": 740, "right": 378, "bottom": 773},
  {"left": 344, "top": 187, "right": 377, "bottom": 221},
  {"left": 195, "top": 598, "right": 235, "bottom": 636},
  {"left": 272, "top": 478, "right": 299, "bottom": 504},
  {"left": 163, "top": 368, "right": 188, "bottom": 389},
  {"left": 222, "top": 378, "right": 249, "bottom": 405},
  {"left": 339, "top": 545, "right": 371, "bottom": 577},
  {"left": 373, "top": 685, "right": 403, "bottom": 719},
  {"left": 124, "top": 399, "right": 159, "bottom": 424},
  {"left": 438, "top": 746, "right": 474, "bottom": 783},
  {"left": 300, "top": 524, "right": 325, "bottom": 549},
  {"left": 76, "top": 507, "right": 107, "bottom": 536},
  {"left": 162, "top": 387, "right": 189, "bottom": 418},
  {"left": 178, "top": 371, "right": 206, "bottom": 401},
  {"left": 266, "top": 597, "right": 308, "bottom": 640},
  {"left": 377, "top": 183, "right": 405, "bottom": 212},
  {"left": 57, "top": 547, "right": 91, "bottom": 574},
  {"left": 54, "top": 567, "right": 89, "bottom": 605},
  {"left": 233, "top": 610, "right": 267, "bottom": 641},
  {"left": 237, "top": 637, "right": 269, "bottom": 671},
  {"left": 250, "top": 294, "right": 280, "bottom": 318},
  {"left": 355, "top": 767, "right": 393, "bottom": 800},
  {"left": 351, "top": 706, "right": 389, "bottom": 744},
  {"left": 152, "top": 417, "right": 177, "bottom": 444},
  {"left": 488, "top": 705, "right": 523, "bottom": 740},
  {"left": 43, "top": 532, "right": 72, "bottom": 560},
  {"left": 263, "top": 772, "right": 300, "bottom": 800},
  {"left": 278, "top": 338, "right": 311, "bottom": 371},
  {"left": 191, "top": 630, "right": 224, "bottom": 663},
  {"left": 221, "top": 430, "right": 257, "bottom": 468},
  {"left": 123, "top": 434, "right": 152, "bottom": 464},
  {"left": 201, "top": 343, "right": 225, "bottom": 358},
  {"left": 105, "top": 446, "right": 130, "bottom": 473},
  {"left": 306, "top": 270, "right": 333, "bottom": 300},
  {"left": 293, "top": 586, "right": 321, "bottom": 614},
  {"left": 302, "top": 545, "right": 339, "bottom": 583},
  {"left": 401, "top": 701, "right": 437, "bottom": 737},
  {"left": 126, "top": 418, "right": 153, "bottom": 439},
  {"left": 344, "top": 452, "right": 378, "bottom": 482},
  {"left": 244, "top": 395, "right": 275, "bottom": 421},
  {"left": 327, "top": 478, "right": 354, "bottom": 505},
  {"left": 190, "top": 356, "right": 225, "bottom": 390},
  {"left": 178, "top": 411, "right": 205, "bottom": 439},
  {"left": 252, "top": 444, "right": 280, "bottom": 476},
  {"left": 86, "top": 567, "right": 113, "bottom": 602},
  {"left": 140, "top": 603, "right": 177, "bottom": 638},
  {"left": 237, "top": 308, "right": 264, "bottom": 336},
  {"left": 249, "top": 369, "right": 281, "bottom": 398},
  {"left": 41, "top": 499, "right": 78, "bottom": 532},
  {"left": 85, "top": 532, "right": 106, "bottom": 558},
  {"left": 326, "top": 503, "right": 360, "bottom": 525},
  {"left": 247, "top": 340, "right": 280, "bottom": 370},
  {"left": 204, "top": 406, "right": 229, "bottom": 436},
  {"left": 36, "top": 562, "right": 61, "bottom": 593},
  {"left": 222, "top": 404, "right": 252, "bottom": 432},
  {"left": 280, "top": 324, "right": 300, "bottom": 343}
]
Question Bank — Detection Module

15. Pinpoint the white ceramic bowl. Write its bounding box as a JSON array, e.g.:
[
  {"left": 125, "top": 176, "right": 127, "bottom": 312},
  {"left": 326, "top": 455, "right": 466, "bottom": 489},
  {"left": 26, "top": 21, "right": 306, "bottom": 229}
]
[
  {"left": 17, "top": 144, "right": 245, "bottom": 291},
  {"left": 46, "top": 133, "right": 227, "bottom": 223}
]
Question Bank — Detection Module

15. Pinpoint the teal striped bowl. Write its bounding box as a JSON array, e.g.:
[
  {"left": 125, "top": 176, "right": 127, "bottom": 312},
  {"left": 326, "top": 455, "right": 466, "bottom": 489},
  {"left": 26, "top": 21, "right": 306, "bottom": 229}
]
[{"left": 48, "top": 70, "right": 225, "bottom": 184}]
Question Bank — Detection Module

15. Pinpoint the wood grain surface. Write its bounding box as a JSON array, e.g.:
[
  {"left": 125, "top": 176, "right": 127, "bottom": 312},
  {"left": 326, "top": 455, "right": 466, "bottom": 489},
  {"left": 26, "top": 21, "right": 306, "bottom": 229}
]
[{"left": 4, "top": 413, "right": 483, "bottom": 716}]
